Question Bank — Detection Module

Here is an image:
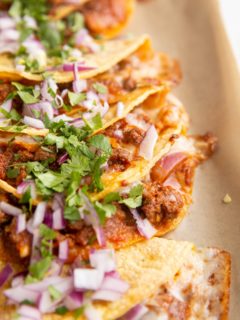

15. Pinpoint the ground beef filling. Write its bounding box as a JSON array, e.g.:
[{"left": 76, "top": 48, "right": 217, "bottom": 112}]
[
  {"left": 105, "top": 119, "right": 145, "bottom": 146},
  {"left": 0, "top": 146, "right": 56, "bottom": 184},
  {"left": 141, "top": 182, "right": 184, "bottom": 225},
  {"left": 108, "top": 148, "right": 132, "bottom": 171}
]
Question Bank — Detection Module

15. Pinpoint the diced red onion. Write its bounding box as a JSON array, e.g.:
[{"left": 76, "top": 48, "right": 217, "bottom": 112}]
[
  {"left": 82, "top": 193, "right": 106, "bottom": 246},
  {"left": 17, "top": 180, "right": 37, "bottom": 200},
  {"left": 57, "top": 153, "right": 68, "bottom": 165},
  {"left": 23, "top": 116, "right": 45, "bottom": 129},
  {"left": 89, "top": 249, "right": 115, "bottom": 272},
  {"left": 48, "top": 261, "right": 62, "bottom": 277},
  {"left": 64, "top": 291, "right": 83, "bottom": 310},
  {"left": 74, "top": 268, "right": 104, "bottom": 291},
  {"left": 92, "top": 289, "right": 122, "bottom": 302},
  {"left": 11, "top": 275, "right": 24, "bottom": 288},
  {"left": 32, "top": 202, "right": 47, "bottom": 228},
  {"left": 1, "top": 29, "right": 19, "bottom": 41},
  {"left": 15, "top": 64, "right": 25, "bottom": 72},
  {"left": 38, "top": 291, "right": 57, "bottom": 313},
  {"left": 52, "top": 193, "right": 64, "bottom": 211},
  {"left": 130, "top": 209, "right": 156, "bottom": 239},
  {"left": 25, "top": 276, "right": 69, "bottom": 292},
  {"left": 75, "top": 29, "right": 88, "bottom": 46},
  {"left": 73, "top": 79, "right": 87, "bottom": 93},
  {"left": 119, "top": 304, "right": 149, "bottom": 320},
  {"left": 100, "top": 275, "right": 129, "bottom": 293},
  {"left": 117, "top": 102, "right": 125, "bottom": 117},
  {"left": 18, "top": 305, "right": 41, "bottom": 320},
  {"left": 53, "top": 114, "right": 73, "bottom": 122},
  {"left": 17, "top": 213, "right": 26, "bottom": 233},
  {"left": 0, "top": 264, "right": 13, "bottom": 288},
  {"left": 59, "top": 239, "right": 69, "bottom": 261},
  {"left": 0, "top": 17, "right": 16, "bottom": 30},
  {"left": 139, "top": 125, "right": 158, "bottom": 160},
  {"left": 43, "top": 210, "right": 53, "bottom": 228},
  {"left": 41, "top": 79, "right": 57, "bottom": 102},
  {"left": 4, "top": 287, "right": 39, "bottom": 303},
  {"left": 100, "top": 101, "right": 109, "bottom": 117},
  {"left": 23, "top": 16, "right": 37, "bottom": 29},
  {"left": 157, "top": 152, "right": 187, "bottom": 182},
  {"left": 55, "top": 95, "right": 63, "bottom": 108},
  {"left": 30, "top": 229, "right": 41, "bottom": 263},
  {"left": 61, "top": 89, "right": 68, "bottom": 98},
  {"left": 63, "top": 63, "right": 95, "bottom": 72},
  {"left": 52, "top": 208, "right": 65, "bottom": 230},
  {"left": 0, "top": 201, "right": 22, "bottom": 216}
]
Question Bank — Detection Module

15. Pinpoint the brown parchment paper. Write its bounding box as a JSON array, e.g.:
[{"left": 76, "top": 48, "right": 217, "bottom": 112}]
[{"left": 128, "top": 0, "right": 240, "bottom": 318}]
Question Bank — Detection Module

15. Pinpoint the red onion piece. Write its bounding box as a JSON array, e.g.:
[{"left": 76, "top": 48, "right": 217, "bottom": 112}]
[
  {"left": 59, "top": 239, "right": 69, "bottom": 261},
  {"left": 163, "top": 174, "right": 182, "bottom": 190},
  {"left": 23, "top": 116, "right": 45, "bottom": 129},
  {"left": 63, "top": 63, "right": 95, "bottom": 72},
  {"left": 57, "top": 153, "right": 68, "bottom": 165},
  {"left": 92, "top": 289, "right": 122, "bottom": 302},
  {"left": 4, "top": 287, "right": 39, "bottom": 303},
  {"left": 17, "top": 213, "right": 26, "bottom": 233},
  {"left": 89, "top": 249, "right": 115, "bottom": 272},
  {"left": 52, "top": 193, "right": 64, "bottom": 211},
  {"left": 32, "top": 202, "right": 47, "bottom": 228},
  {"left": 117, "top": 102, "right": 124, "bottom": 117},
  {"left": 11, "top": 274, "right": 24, "bottom": 288},
  {"left": 18, "top": 305, "right": 41, "bottom": 320},
  {"left": 17, "top": 180, "right": 37, "bottom": 200},
  {"left": 0, "top": 17, "right": 16, "bottom": 30},
  {"left": 100, "top": 275, "right": 129, "bottom": 293},
  {"left": 130, "top": 209, "right": 156, "bottom": 239},
  {"left": 64, "top": 291, "right": 83, "bottom": 310},
  {"left": 0, "top": 264, "right": 13, "bottom": 288},
  {"left": 119, "top": 304, "right": 149, "bottom": 320},
  {"left": 52, "top": 208, "right": 65, "bottom": 230},
  {"left": 139, "top": 125, "right": 158, "bottom": 160},
  {"left": 0, "top": 99, "right": 12, "bottom": 114},
  {"left": 74, "top": 268, "right": 104, "bottom": 291},
  {"left": 0, "top": 201, "right": 22, "bottom": 216},
  {"left": 38, "top": 291, "right": 56, "bottom": 313},
  {"left": 43, "top": 210, "right": 53, "bottom": 228}
]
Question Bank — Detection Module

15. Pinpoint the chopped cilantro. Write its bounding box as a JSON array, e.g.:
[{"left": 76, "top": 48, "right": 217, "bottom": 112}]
[
  {"left": 88, "top": 134, "right": 112, "bottom": 155},
  {"left": 120, "top": 184, "right": 144, "bottom": 208},
  {"left": 103, "top": 192, "right": 121, "bottom": 204},
  {"left": 39, "top": 224, "right": 56, "bottom": 240},
  {"left": 55, "top": 306, "right": 68, "bottom": 315},
  {"left": 6, "top": 167, "right": 19, "bottom": 179},
  {"left": 94, "top": 201, "right": 116, "bottom": 224},
  {"left": 29, "top": 256, "right": 52, "bottom": 280},
  {"left": 19, "top": 187, "right": 32, "bottom": 204},
  {"left": 64, "top": 206, "right": 80, "bottom": 221},
  {"left": 68, "top": 91, "right": 86, "bottom": 106},
  {"left": 74, "top": 306, "right": 84, "bottom": 319},
  {"left": 48, "top": 285, "right": 62, "bottom": 301},
  {"left": 93, "top": 82, "right": 108, "bottom": 94}
]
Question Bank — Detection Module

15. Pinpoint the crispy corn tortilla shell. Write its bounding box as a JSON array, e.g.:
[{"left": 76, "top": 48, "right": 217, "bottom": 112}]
[
  {"left": 0, "top": 34, "right": 148, "bottom": 82},
  {"left": 0, "top": 85, "right": 166, "bottom": 138},
  {"left": 0, "top": 238, "right": 194, "bottom": 320},
  {"left": 50, "top": 0, "right": 134, "bottom": 40}
]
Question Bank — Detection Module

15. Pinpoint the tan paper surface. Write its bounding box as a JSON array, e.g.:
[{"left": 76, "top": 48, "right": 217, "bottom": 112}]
[{"left": 129, "top": 0, "right": 240, "bottom": 318}]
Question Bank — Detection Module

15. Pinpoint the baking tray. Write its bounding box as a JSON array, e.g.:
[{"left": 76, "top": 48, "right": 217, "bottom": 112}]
[{"left": 129, "top": 0, "right": 240, "bottom": 318}]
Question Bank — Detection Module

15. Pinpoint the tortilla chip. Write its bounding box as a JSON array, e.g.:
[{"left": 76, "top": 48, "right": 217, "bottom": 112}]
[
  {"left": 0, "top": 238, "right": 193, "bottom": 320},
  {"left": 144, "top": 247, "right": 231, "bottom": 320},
  {"left": 0, "top": 34, "right": 148, "bottom": 82}
]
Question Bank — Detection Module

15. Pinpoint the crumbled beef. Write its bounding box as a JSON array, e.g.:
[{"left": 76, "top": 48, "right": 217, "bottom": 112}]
[
  {"left": 141, "top": 182, "right": 184, "bottom": 225},
  {"left": 108, "top": 148, "right": 132, "bottom": 171},
  {"left": 0, "top": 83, "right": 13, "bottom": 103},
  {"left": 82, "top": 0, "right": 126, "bottom": 33},
  {"left": 34, "top": 147, "right": 56, "bottom": 161},
  {"left": 4, "top": 218, "right": 32, "bottom": 258},
  {"left": 122, "top": 126, "right": 145, "bottom": 145},
  {"left": 0, "top": 149, "right": 13, "bottom": 180},
  {"left": 123, "top": 77, "right": 137, "bottom": 91},
  {"left": 0, "top": 211, "right": 10, "bottom": 226},
  {"left": 193, "top": 132, "right": 218, "bottom": 159},
  {"left": 105, "top": 119, "right": 145, "bottom": 145}
]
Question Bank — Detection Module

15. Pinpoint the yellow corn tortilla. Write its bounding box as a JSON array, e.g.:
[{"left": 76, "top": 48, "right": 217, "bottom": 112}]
[
  {"left": 0, "top": 34, "right": 148, "bottom": 82},
  {"left": 0, "top": 238, "right": 194, "bottom": 320},
  {"left": 0, "top": 85, "right": 167, "bottom": 138}
]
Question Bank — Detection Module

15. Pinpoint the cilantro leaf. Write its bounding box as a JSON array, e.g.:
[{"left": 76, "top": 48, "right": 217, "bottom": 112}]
[
  {"left": 120, "top": 184, "right": 143, "bottom": 208},
  {"left": 29, "top": 256, "right": 52, "bottom": 280},
  {"left": 93, "top": 82, "right": 108, "bottom": 94},
  {"left": 88, "top": 134, "right": 112, "bottom": 155},
  {"left": 94, "top": 201, "right": 116, "bottom": 224},
  {"left": 68, "top": 91, "right": 86, "bottom": 106}
]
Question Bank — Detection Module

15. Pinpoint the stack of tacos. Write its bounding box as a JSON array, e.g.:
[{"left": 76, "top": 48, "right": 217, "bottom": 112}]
[{"left": 0, "top": 1, "right": 230, "bottom": 319}]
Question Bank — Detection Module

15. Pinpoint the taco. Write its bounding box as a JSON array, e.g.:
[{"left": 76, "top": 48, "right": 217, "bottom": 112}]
[
  {"left": 0, "top": 237, "right": 230, "bottom": 319},
  {"left": 49, "top": 0, "right": 135, "bottom": 39}
]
